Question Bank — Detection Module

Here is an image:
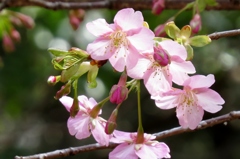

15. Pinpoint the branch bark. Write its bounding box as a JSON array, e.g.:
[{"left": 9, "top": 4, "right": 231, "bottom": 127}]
[
  {"left": 1, "top": 0, "right": 240, "bottom": 11},
  {"left": 15, "top": 110, "right": 240, "bottom": 159}
]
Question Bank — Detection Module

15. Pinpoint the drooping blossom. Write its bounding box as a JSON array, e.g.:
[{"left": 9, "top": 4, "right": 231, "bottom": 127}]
[
  {"left": 109, "top": 130, "right": 170, "bottom": 159},
  {"left": 86, "top": 8, "right": 154, "bottom": 72},
  {"left": 153, "top": 74, "right": 225, "bottom": 130},
  {"left": 127, "top": 40, "right": 196, "bottom": 96},
  {"left": 59, "top": 95, "right": 111, "bottom": 146}
]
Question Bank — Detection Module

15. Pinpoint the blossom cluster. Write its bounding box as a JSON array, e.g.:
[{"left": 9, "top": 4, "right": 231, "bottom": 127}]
[{"left": 49, "top": 8, "right": 225, "bottom": 159}]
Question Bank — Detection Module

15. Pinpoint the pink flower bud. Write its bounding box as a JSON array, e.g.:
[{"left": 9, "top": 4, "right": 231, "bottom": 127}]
[
  {"left": 153, "top": 47, "right": 171, "bottom": 66},
  {"left": 190, "top": 13, "right": 202, "bottom": 34},
  {"left": 154, "top": 23, "right": 166, "bottom": 37},
  {"left": 110, "top": 85, "right": 128, "bottom": 104},
  {"left": 2, "top": 34, "right": 15, "bottom": 53},
  {"left": 47, "top": 75, "right": 61, "bottom": 86},
  {"left": 69, "top": 9, "right": 85, "bottom": 30},
  {"left": 152, "top": 0, "right": 165, "bottom": 15},
  {"left": 105, "top": 108, "right": 118, "bottom": 134},
  {"left": 55, "top": 82, "right": 71, "bottom": 99},
  {"left": 10, "top": 29, "right": 21, "bottom": 43},
  {"left": 17, "top": 13, "right": 35, "bottom": 29}
]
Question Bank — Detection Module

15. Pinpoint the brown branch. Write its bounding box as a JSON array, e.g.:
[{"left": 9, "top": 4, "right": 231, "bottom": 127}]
[
  {"left": 208, "top": 29, "right": 240, "bottom": 40},
  {"left": 15, "top": 110, "right": 240, "bottom": 159},
  {"left": 1, "top": 0, "right": 240, "bottom": 11}
]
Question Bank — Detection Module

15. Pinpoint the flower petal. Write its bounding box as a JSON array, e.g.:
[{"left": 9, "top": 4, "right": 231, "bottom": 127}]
[
  {"left": 154, "top": 94, "right": 178, "bottom": 109},
  {"left": 67, "top": 114, "right": 91, "bottom": 139},
  {"left": 86, "top": 19, "right": 113, "bottom": 37},
  {"left": 91, "top": 117, "right": 110, "bottom": 146},
  {"left": 187, "top": 74, "right": 215, "bottom": 89},
  {"left": 196, "top": 88, "right": 224, "bottom": 113},
  {"left": 59, "top": 96, "right": 73, "bottom": 112},
  {"left": 109, "top": 143, "right": 137, "bottom": 159},
  {"left": 114, "top": 8, "right": 143, "bottom": 31}
]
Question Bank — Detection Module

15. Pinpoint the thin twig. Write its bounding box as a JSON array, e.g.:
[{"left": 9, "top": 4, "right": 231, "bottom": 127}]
[
  {"left": 15, "top": 110, "right": 240, "bottom": 159},
  {"left": 208, "top": 29, "right": 240, "bottom": 40}
]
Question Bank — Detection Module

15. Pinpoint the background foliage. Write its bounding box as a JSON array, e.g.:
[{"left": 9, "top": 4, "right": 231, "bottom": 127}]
[{"left": 0, "top": 6, "right": 240, "bottom": 159}]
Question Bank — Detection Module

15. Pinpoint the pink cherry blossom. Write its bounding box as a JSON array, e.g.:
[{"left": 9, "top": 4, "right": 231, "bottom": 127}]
[
  {"left": 127, "top": 40, "right": 196, "bottom": 96},
  {"left": 153, "top": 74, "right": 225, "bottom": 130},
  {"left": 109, "top": 130, "right": 170, "bottom": 159},
  {"left": 59, "top": 95, "right": 111, "bottom": 146},
  {"left": 86, "top": 8, "right": 154, "bottom": 72}
]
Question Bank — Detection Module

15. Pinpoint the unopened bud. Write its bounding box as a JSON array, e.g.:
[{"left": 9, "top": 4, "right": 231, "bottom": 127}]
[
  {"left": 153, "top": 47, "right": 171, "bottom": 66},
  {"left": 152, "top": 0, "right": 165, "bottom": 15},
  {"left": 10, "top": 29, "right": 21, "bottom": 43},
  {"left": 2, "top": 34, "right": 15, "bottom": 53},
  {"left": 105, "top": 108, "right": 118, "bottom": 134},
  {"left": 69, "top": 9, "right": 85, "bottom": 30},
  {"left": 190, "top": 13, "right": 202, "bottom": 34},
  {"left": 17, "top": 13, "right": 35, "bottom": 29},
  {"left": 47, "top": 75, "right": 61, "bottom": 86},
  {"left": 70, "top": 97, "right": 79, "bottom": 117},
  {"left": 154, "top": 24, "right": 166, "bottom": 37},
  {"left": 55, "top": 82, "right": 71, "bottom": 99},
  {"left": 110, "top": 85, "right": 128, "bottom": 104}
]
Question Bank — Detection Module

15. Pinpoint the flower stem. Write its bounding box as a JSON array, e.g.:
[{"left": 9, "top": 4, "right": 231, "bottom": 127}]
[{"left": 136, "top": 80, "right": 144, "bottom": 144}]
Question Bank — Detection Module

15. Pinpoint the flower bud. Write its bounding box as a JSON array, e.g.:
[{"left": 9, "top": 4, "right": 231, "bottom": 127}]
[
  {"left": 55, "top": 82, "right": 71, "bottom": 99},
  {"left": 10, "top": 29, "right": 21, "bottom": 43},
  {"left": 110, "top": 85, "right": 128, "bottom": 104},
  {"left": 2, "top": 34, "right": 15, "bottom": 53},
  {"left": 152, "top": 0, "right": 165, "bottom": 15},
  {"left": 47, "top": 75, "right": 61, "bottom": 86},
  {"left": 105, "top": 108, "right": 118, "bottom": 134},
  {"left": 153, "top": 47, "right": 171, "bottom": 66},
  {"left": 17, "top": 13, "right": 35, "bottom": 29},
  {"left": 69, "top": 9, "right": 85, "bottom": 30},
  {"left": 154, "top": 23, "right": 166, "bottom": 37},
  {"left": 190, "top": 13, "right": 202, "bottom": 34}
]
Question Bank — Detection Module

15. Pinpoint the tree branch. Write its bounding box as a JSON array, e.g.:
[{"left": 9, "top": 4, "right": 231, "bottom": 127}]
[
  {"left": 15, "top": 110, "right": 240, "bottom": 159},
  {"left": 208, "top": 29, "right": 240, "bottom": 40},
  {"left": 1, "top": 0, "right": 240, "bottom": 11}
]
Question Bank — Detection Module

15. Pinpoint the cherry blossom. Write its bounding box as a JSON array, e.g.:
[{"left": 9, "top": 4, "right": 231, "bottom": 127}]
[
  {"left": 154, "top": 74, "right": 225, "bottom": 130},
  {"left": 127, "top": 40, "right": 196, "bottom": 96},
  {"left": 109, "top": 130, "right": 170, "bottom": 159},
  {"left": 86, "top": 8, "right": 154, "bottom": 72},
  {"left": 59, "top": 95, "right": 111, "bottom": 146}
]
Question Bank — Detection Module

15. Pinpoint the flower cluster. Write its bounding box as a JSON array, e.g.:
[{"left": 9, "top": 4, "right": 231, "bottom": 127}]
[{"left": 49, "top": 8, "right": 225, "bottom": 159}]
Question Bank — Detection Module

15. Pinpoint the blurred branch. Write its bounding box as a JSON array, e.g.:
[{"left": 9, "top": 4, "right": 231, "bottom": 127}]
[
  {"left": 208, "top": 29, "right": 240, "bottom": 40},
  {"left": 15, "top": 110, "right": 240, "bottom": 159},
  {"left": 1, "top": 0, "right": 240, "bottom": 10}
]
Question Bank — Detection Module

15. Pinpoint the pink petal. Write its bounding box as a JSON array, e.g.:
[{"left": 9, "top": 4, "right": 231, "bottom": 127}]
[
  {"left": 176, "top": 104, "right": 204, "bottom": 130},
  {"left": 143, "top": 67, "right": 172, "bottom": 95},
  {"left": 87, "top": 37, "right": 113, "bottom": 60},
  {"left": 114, "top": 8, "right": 143, "bottom": 31},
  {"left": 67, "top": 114, "right": 91, "bottom": 139},
  {"left": 111, "top": 130, "right": 133, "bottom": 143},
  {"left": 108, "top": 46, "right": 128, "bottom": 72},
  {"left": 187, "top": 74, "right": 215, "bottom": 89},
  {"left": 127, "top": 54, "right": 151, "bottom": 79},
  {"left": 136, "top": 143, "right": 170, "bottom": 159},
  {"left": 59, "top": 96, "right": 73, "bottom": 112},
  {"left": 86, "top": 19, "right": 113, "bottom": 37},
  {"left": 169, "top": 59, "right": 195, "bottom": 85},
  {"left": 127, "top": 28, "right": 154, "bottom": 53},
  {"left": 109, "top": 143, "right": 137, "bottom": 159},
  {"left": 91, "top": 117, "right": 110, "bottom": 146},
  {"left": 154, "top": 95, "right": 178, "bottom": 109},
  {"left": 196, "top": 88, "right": 224, "bottom": 113},
  {"left": 159, "top": 40, "right": 187, "bottom": 60}
]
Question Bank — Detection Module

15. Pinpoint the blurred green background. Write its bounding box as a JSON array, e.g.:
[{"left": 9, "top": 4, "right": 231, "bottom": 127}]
[{"left": 0, "top": 6, "right": 240, "bottom": 159}]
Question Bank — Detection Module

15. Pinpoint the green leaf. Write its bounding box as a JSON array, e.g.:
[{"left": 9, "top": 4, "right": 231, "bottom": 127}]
[
  {"left": 48, "top": 48, "right": 68, "bottom": 57},
  {"left": 61, "top": 62, "right": 81, "bottom": 82},
  {"left": 189, "top": 35, "right": 211, "bottom": 47},
  {"left": 205, "top": 0, "right": 218, "bottom": 6}
]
